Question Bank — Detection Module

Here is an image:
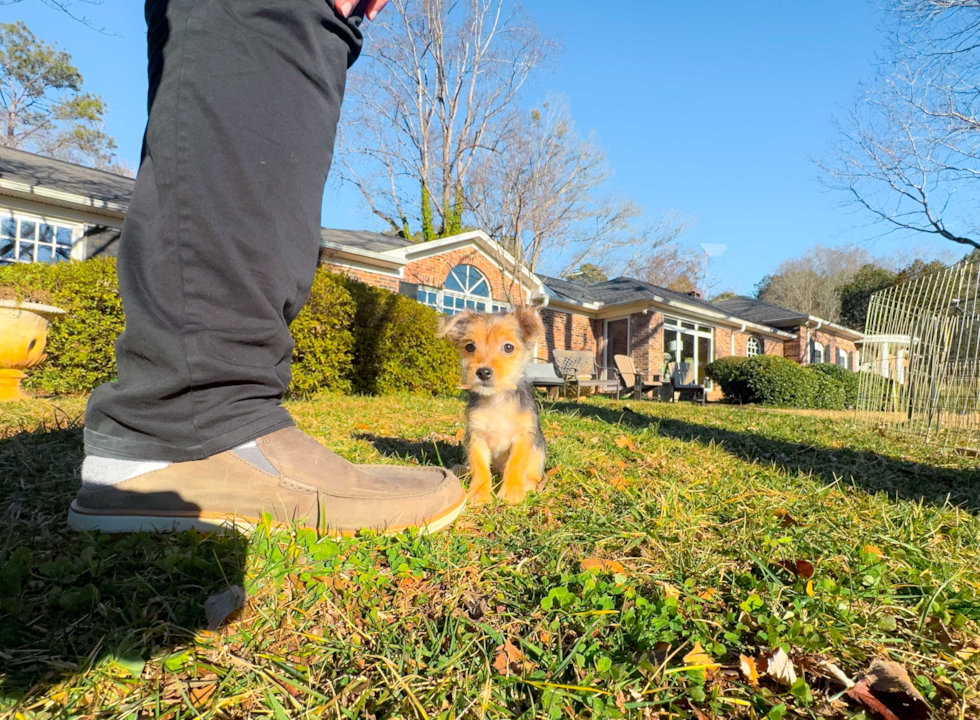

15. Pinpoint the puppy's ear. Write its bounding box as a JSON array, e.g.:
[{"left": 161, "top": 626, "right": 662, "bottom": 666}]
[
  {"left": 437, "top": 310, "right": 475, "bottom": 341},
  {"left": 513, "top": 305, "right": 544, "bottom": 343}
]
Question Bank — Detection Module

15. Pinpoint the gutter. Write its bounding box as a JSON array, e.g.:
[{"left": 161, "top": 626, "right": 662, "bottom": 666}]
[
  {"left": 318, "top": 240, "right": 407, "bottom": 271},
  {"left": 0, "top": 179, "right": 128, "bottom": 218}
]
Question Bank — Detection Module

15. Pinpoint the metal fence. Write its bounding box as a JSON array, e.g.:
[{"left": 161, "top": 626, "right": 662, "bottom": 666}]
[{"left": 856, "top": 260, "right": 980, "bottom": 454}]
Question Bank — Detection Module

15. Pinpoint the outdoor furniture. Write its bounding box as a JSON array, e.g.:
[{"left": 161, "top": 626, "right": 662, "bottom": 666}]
[
  {"left": 613, "top": 354, "right": 662, "bottom": 400},
  {"left": 524, "top": 361, "right": 565, "bottom": 399},
  {"left": 552, "top": 349, "right": 620, "bottom": 400},
  {"left": 666, "top": 361, "right": 706, "bottom": 404}
]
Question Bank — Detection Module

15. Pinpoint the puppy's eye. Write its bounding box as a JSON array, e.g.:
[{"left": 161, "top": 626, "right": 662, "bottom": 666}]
[
  {"left": 464, "top": 342, "right": 476, "bottom": 353},
  {"left": 503, "top": 343, "right": 516, "bottom": 354}
]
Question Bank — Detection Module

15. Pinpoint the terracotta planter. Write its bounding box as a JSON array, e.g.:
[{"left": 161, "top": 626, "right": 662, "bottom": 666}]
[{"left": 0, "top": 300, "right": 66, "bottom": 401}]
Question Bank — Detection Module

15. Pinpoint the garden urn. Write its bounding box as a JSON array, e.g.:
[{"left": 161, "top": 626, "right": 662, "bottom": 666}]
[{"left": 0, "top": 300, "right": 65, "bottom": 401}]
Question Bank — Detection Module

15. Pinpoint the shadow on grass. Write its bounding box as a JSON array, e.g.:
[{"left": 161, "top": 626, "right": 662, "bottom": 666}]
[
  {"left": 0, "top": 420, "right": 246, "bottom": 706},
  {"left": 548, "top": 401, "right": 980, "bottom": 514},
  {"left": 354, "top": 432, "right": 466, "bottom": 469}
]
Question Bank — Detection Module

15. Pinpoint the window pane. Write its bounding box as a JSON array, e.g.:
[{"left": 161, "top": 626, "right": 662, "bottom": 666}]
[
  {"left": 445, "top": 268, "right": 465, "bottom": 292},
  {"left": 19, "top": 221, "right": 36, "bottom": 240},
  {"left": 427, "top": 292, "right": 436, "bottom": 305},
  {"left": 39, "top": 224, "right": 54, "bottom": 243},
  {"left": 470, "top": 278, "right": 490, "bottom": 297},
  {"left": 476, "top": 302, "right": 486, "bottom": 311},
  {"left": 36, "top": 244, "right": 53, "bottom": 263},
  {"left": 56, "top": 226, "right": 73, "bottom": 246},
  {"left": 455, "top": 296, "right": 464, "bottom": 309},
  {"left": 1, "top": 218, "right": 14, "bottom": 237},
  {"left": 417, "top": 288, "right": 426, "bottom": 302},
  {"left": 698, "top": 335, "right": 712, "bottom": 384},
  {"left": 681, "top": 321, "right": 696, "bottom": 330},
  {"left": 465, "top": 299, "right": 475, "bottom": 309},
  {"left": 18, "top": 242, "right": 34, "bottom": 261},
  {"left": 664, "top": 317, "right": 677, "bottom": 326},
  {"left": 55, "top": 244, "right": 71, "bottom": 261},
  {"left": 1, "top": 237, "right": 14, "bottom": 259}
]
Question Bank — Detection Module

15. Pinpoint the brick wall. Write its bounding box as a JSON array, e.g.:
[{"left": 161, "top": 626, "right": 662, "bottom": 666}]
[
  {"left": 402, "top": 247, "right": 526, "bottom": 304},
  {"left": 797, "top": 327, "right": 859, "bottom": 367},
  {"left": 321, "top": 262, "right": 401, "bottom": 293},
  {"left": 539, "top": 308, "right": 597, "bottom": 362}
]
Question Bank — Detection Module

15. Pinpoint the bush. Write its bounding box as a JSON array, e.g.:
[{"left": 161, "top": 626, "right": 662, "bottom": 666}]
[
  {"left": 705, "top": 356, "right": 751, "bottom": 402},
  {"left": 808, "top": 363, "right": 859, "bottom": 407},
  {"left": 707, "top": 354, "right": 849, "bottom": 410},
  {"left": 289, "top": 270, "right": 355, "bottom": 395},
  {"left": 0, "top": 258, "right": 124, "bottom": 394},
  {"left": 344, "top": 280, "right": 460, "bottom": 396}
]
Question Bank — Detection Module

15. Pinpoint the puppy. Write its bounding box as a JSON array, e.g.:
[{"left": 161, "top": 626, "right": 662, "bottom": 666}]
[{"left": 438, "top": 307, "right": 547, "bottom": 505}]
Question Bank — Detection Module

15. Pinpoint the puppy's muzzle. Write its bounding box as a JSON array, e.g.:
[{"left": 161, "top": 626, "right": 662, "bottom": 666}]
[{"left": 475, "top": 367, "right": 493, "bottom": 382}]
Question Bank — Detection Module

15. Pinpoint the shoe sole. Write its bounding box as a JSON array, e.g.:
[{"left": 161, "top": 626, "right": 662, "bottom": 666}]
[{"left": 67, "top": 491, "right": 467, "bottom": 537}]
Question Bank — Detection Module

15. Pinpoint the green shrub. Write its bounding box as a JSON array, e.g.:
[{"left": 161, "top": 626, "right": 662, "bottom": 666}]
[
  {"left": 344, "top": 280, "right": 459, "bottom": 396},
  {"left": 288, "top": 270, "right": 355, "bottom": 395},
  {"left": 0, "top": 258, "right": 124, "bottom": 394},
  {"left": 705, "top": 356, "right": 751, "bottom": 402},
  {"left": 707, "top": 354, "right": 848, "bottom": 409},
  {"left": 809, "top": 362, "right": 859, "bottom": 407}
]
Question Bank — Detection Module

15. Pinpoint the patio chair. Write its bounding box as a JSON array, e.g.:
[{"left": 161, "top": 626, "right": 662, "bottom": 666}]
[
  {"left": 524, "top": 361, "right": 565, "bottom": 399},
  {"left": 666, "top": 361, "right": 706, "bottom": 404},
  {"left": 613, "top": 354, "right": 663, "bottom": 400},
  {"left": 552, "top": 349, "right": 620, "bottom": 400}
]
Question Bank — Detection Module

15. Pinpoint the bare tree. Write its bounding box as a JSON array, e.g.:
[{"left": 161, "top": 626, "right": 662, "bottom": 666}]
[
  {"left": 755, "top": 245, "right": 874, "bottom": 322},
  {"left": 0, "top": 0, "right": 104, "bottom": 28},
  {"left": 822, "top": 0, "right": 980, "bottom": 249},
  {"left": 624, "top": 242, "right": 704, "bottom": 293},
  {"left": 465, "top": 97, "right": 689, "bottom": 278},
  {"left": 338, "top": 0, "right": 551, "bottom": 241}
]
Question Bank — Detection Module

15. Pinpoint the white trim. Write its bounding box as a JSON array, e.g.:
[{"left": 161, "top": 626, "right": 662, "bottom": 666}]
[
  {"left": 0, "top": 178, "right": 127, "bottom": 214},
  {"left": 319, "top": 243, "right": 406, "bottom": 271},
  {"left": 323, "top": 256, "right": 403, "bottom": 278}
]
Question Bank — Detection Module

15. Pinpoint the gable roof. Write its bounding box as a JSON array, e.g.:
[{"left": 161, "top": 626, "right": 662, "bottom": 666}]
[
  {"left": 319, "top": 228, "right": 414, "bottom": 253},
  {"left": 712, "top": 296, "right": 809, "bottom": 327},
  {"left": 0, "top": 145, "right": 134, "bottom": 210}
]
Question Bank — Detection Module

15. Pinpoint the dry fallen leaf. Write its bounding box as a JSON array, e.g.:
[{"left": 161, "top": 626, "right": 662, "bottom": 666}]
[
  {"left": 682, "top": 642, "right": 719, "bottom": 673},
  {"left": 203, "top": 585, "right": 245, "bottom": 631},
  {"left": 859, "top": 660, "right": 931, "bottom": 720},
  {"left": 847, "top": 679, "right": 901, "bottom": 720},
  {"left": 493, "top": 640, "right": 532, "bottom": 676},
  {"left": 795, "top": 559, "right": 815, "bottom": 579},
  {"left": 773, "top": 508, "right": 798, "bottom": 527},
  {"left": 763, "top": 648, "right": 798, "bottom": 686},
  {"left": 863, "top": 544, "right": 885, "bottom": 558},
  {"left": 658, "top": 582, "right": 681, "bottom": 599},
  {"left": 580, "top": 558, "right": 627, "bottom": 574},
  {"left": 697, "top": 588, "right": 719, "bottom": 602},
  {"left": 614, "top": 435, "right": 637, "bottom": 451},
  {"left": 354, "top": 423, "right": 371, "bottom": 431},
  {"left": 189, "top": 683, "right": 217, "bottom": 706},
  {"left": 739, "top": 654, "right": 760, "bottom": 687}
]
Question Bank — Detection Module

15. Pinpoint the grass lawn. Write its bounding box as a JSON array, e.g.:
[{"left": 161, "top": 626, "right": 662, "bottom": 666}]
[{"left": 1, "top": 393, "right": 979, "bottom": 719}]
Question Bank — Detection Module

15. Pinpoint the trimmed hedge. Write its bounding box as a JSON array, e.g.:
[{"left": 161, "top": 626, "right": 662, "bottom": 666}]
[
  {"left": 344, "top": 279, "right": 460, "bottom": 396},
  {"left": 0, "top": 260, "right": 457, "bottom": 397},
  {"left": 706, "top": 354, "right": 851, "bottom": 410},
  {"left": 0, "top": 258, "right": 124, "bottom": 394},
  {"left": 288, "top": 270, "right": 355, "bottom": 395},
  {"left": 809, "top": 362, "right": 859, "bottom": 408}
]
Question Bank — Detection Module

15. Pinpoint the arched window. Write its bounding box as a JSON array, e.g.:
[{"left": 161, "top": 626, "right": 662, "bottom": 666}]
[
  {"left": 416, "top": 263, "right": 510, "bottom": 315},
  {"left": 810, "top": 339, "right": 824, "bottom": 364},
  {"left": 746, "top": 337, "right": 762, "bottom": 357}
]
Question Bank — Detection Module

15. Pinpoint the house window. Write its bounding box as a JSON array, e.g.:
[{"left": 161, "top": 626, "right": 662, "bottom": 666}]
[
  {"left": 663, "top": 315, "right": 714, "bottom": 386},
  {"left": 836, "top": 348, "right": 847, "bottom": 367},
  {"left": 1, "top": 215, "right": 75, "bottom": 265},
  {"left": 847, "top": 351, "right": 854, "bottom": 371},
  {"left": 415, "top": 263, "right": 510, "bottom": 315},
  {"left": 746, "top": 337, "right": 762, "bottom": 356},
  {"left": 810, "top": 339, "right": 824, "bottom": 364}
]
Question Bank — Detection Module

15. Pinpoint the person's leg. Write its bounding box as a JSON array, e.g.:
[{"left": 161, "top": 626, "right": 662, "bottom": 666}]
[
  {"left": 74, "top": 0, "right": 465, "bottom": 533},
  {"left": 85, "top": 0, "right": 360, "bottom": 462}
]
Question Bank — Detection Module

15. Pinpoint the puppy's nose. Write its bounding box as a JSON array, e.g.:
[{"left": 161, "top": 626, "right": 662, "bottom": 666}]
[{"left": 475, "top": 367, "right": 493, "bottom": 382}]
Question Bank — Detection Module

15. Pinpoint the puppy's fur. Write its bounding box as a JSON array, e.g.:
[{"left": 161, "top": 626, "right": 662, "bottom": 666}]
[{"left": 438, "top": 307, "right": 546, "bottom": 505}]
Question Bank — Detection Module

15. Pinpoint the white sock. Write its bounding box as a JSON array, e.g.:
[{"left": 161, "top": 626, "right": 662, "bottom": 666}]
[{"left": 81, "top": 441, "right": 258, "bottom": 488}]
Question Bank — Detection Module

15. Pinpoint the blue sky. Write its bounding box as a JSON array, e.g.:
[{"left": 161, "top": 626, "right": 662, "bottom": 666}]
[{"left": 6, "top": 0, "right": 964, "bottom": 293}]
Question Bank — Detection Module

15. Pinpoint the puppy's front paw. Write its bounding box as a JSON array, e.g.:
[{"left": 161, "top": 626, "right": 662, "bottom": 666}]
[
  {"left": 467, "top": 486, "right": 494, "bottom": 506},
  {"left": 497, "top": 482, "right": 528, "bottom": 505}
]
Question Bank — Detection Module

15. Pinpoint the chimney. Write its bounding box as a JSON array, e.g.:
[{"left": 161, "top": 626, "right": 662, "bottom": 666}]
[{"left": 687, "top": 289, "right": 703, "bottom": 300}]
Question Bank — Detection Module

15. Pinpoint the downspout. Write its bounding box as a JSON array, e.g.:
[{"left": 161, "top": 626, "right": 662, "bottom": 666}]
[{"left": 731, "top": 323, "right": 745, "bottom": 356}]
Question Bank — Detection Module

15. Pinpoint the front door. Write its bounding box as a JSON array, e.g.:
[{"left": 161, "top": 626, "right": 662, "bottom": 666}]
[{"left": 605, "top": 318, "right": 630, "bottom": 379}]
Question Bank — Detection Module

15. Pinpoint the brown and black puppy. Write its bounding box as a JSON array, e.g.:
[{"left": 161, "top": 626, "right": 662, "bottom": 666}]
[{"left": 438, "top": 307, "right": 546, "bottom": 505}]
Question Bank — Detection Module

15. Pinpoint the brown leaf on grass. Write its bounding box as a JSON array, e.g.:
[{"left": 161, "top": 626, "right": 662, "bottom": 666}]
[
  {"left": 795, "top": 560, "right": 815, "bottom": 579},
  {"left": 697, "top": 588, "right": 719, "bottom": 602},
  {"left": 761, "top": 648, "right": 797, "bottom": 686},
  {"left": 203, "top": 585, "right": 245, "bottom": 631},
  {"left": 580, "top": 558, "right": 627, "bottom": 574},
  {"left": 773, "top": 508, "right": 798, "bottom": 527},
  {"left": 859, "top": 660, "right": 931, "bottom": 720},
  {"left": 614, "top": 435, "right": 637, "bottom": 451},
  {"left": 354, "top": 423, "right": 371, "bottom": 431},
  {"left": 863, "top": 545, "right": 885, "bottom": 558},
  {"left": 614, "top": 460, "right": 630, "bottom": 470},
  {"left": 682, "top": 642, "right": 719, "bottom": 674},
  {"left": 658, "top": 582, "right": 681, "bottom": 599},
  {"left": 739, "top": 655, "right": 760, "bottom": 686},
  {"left": 545, "top": 464, "right": 562, "bottom": 478},
  {"left": 189, "top": 683, "right": 217, "bottom": 706},
  {"left": 848, "top": 679, "right": 901, "bottom": 720},
  {"left": 493, "top": 640, "right": 532, "bottom": 676}
]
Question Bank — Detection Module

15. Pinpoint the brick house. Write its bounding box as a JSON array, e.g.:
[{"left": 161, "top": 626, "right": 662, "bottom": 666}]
[{"left": 1, "top": 147, "right": 864, "bottom": 401}]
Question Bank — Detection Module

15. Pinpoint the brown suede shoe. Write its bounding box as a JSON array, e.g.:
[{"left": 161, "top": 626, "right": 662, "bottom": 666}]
[{"left": 68, "top": 428, "right": 466, "bottom": 535}]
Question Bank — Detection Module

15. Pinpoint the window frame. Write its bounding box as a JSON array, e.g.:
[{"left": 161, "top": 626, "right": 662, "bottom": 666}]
[
  {"left": 746, "top": 336, "right": 762, "bottom": 357},
  {"left": 810, "top": 339, "right": 824, "bottom": 365},
  {"left": 0, "top": 212, "right": 80, "bottom": 265},
  {"left": 663, "top": 315, "right": 714, "bottom": 387},
  {"left": 415, "top": 263, "right": 510, "bottom": 315}
]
